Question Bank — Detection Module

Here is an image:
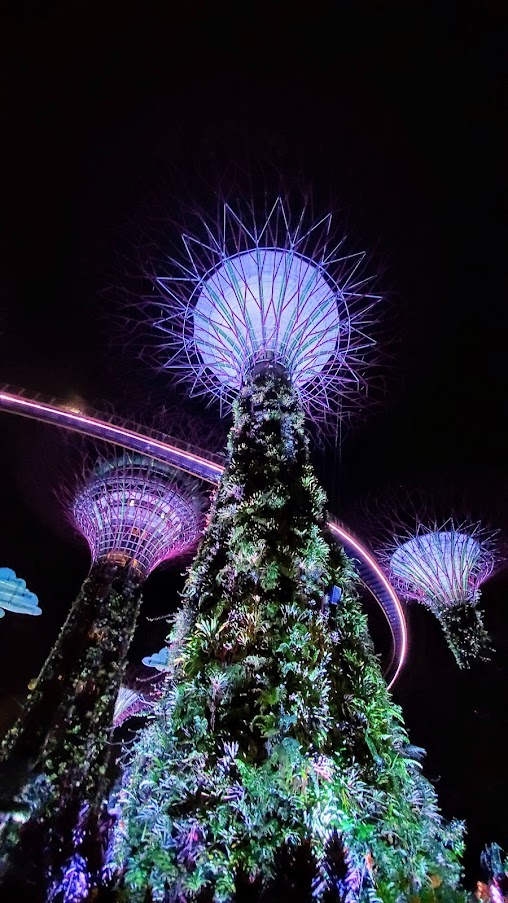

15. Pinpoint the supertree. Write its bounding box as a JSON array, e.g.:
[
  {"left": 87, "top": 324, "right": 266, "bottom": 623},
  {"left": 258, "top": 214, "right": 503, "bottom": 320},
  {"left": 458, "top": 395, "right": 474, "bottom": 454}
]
[
  {"left": 0, "top": 567, "right": 41, "bottom": 619},
  {"left": 113, "top": 657, "right": 168, "bottom": 729},
  {"left": 111, "top": 198, "right": 466, "bottom": 902},
  {"left": 0, "top": 450, "right": 203, "bottom": 901},
  {"left": 380, "top": 516, "right": 499, "bottom": 668},
  {"left": 113, "top": 684, "right": 148, "bottom": 729}
]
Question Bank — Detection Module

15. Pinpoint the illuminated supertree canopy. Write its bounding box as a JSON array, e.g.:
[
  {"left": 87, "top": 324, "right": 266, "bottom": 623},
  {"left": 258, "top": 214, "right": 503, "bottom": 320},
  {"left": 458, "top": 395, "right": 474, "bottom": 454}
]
[
  {"left": 0, "top": 567, "right": 41, "bottom": 618},
  {"left": 113, "top": 642, "right": 185, "bottom": 730},
  {"left": 99, "top": 203, "right": 471, "bottom": 901},
  {"left": 382, "top": 518, "right": 499, "bottom": 667},
  {"left": 113, "top": 683, "right": 157, "bottom": 729},
  {"left": 113, "top": 660, "right": 165, "bottom": 728},
  {"left": 112, "top": 647, "right": 171, "bottom": 726},
  {"left": 150, "top": 197, "right": 381, "bottom": 423},
  {"left": 0, "top": 452, "right": 204, "bottom": 900},
  {"left": 113, "top": 685, "right": 145, "bottom": 728},
  {"left": 73, "top": 453, "right": 203, "bottom": 576}
]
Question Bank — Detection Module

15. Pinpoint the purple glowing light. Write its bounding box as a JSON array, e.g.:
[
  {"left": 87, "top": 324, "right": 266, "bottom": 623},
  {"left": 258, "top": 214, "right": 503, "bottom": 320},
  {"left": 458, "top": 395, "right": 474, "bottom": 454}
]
[
  {"left": 329, "top": 523, "right": 407, "bottom": 686},
  {"left": 113, "top": 686, "right": 150, "bottom": 728},
  {"left": 193, "top": 248, "right": 341, "bottom": 389},
  {"left": 388, "top": 524, "right": 495, "bottom": 610},
  {"left": 152, "top": 198, "right": 380, "bottom": 422},
  {"left": 73, "top": 455, "right": 202, "bottom": 576},
  {"left": 0, "top": 391, "right": 223, "bottom": 481},
  {"left": 0, "top": 388, "right": 407, "bottom": 686}
]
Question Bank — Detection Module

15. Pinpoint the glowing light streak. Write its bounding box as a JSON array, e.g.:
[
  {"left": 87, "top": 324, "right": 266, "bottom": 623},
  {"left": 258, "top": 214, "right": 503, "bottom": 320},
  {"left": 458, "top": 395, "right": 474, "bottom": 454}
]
[
  {"left": 0, "top": 389, "right": 406, "bottom": 686},
  {"left": 328, "top": 523, "right": 407, "bottom": 686},
  {"left": 0, "top": 391, "right": 223, "bottom": 481}
]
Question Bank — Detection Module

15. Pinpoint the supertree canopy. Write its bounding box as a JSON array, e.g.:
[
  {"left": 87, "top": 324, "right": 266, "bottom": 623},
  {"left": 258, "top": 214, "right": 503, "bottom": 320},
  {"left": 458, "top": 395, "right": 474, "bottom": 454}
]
[
  {"left": 73, "top": 453, "right": 201, "bottom": 575},
  {"left": 113, "top": 685, "right": 146, "bottom": 729},
  {"left": 113, "top": 653, "right": 170, "bottom": 730},
  {"left": 113, "top": 670, "right": 162, "bottom": 729},
  {"left": 112, "top": 649, "right": 170, "bottom": 727},
  {"left": 150, "top": 197, "right": 380, "bottom": 423},
  {"left": 0, "top": 452, "right": 203, "bottom": 901},
  {"left": 382, "top": 518, "right": 498, "bottom": 668}
]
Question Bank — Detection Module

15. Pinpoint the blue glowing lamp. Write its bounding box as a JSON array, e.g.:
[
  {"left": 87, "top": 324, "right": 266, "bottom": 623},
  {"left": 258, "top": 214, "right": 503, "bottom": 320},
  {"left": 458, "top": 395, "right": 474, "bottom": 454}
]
[
  {"left": 142, "top": 647, "right": 171, "bottom": 672},
  {"left": 0, "top": 567, "right": 41, "bottom": 618}
]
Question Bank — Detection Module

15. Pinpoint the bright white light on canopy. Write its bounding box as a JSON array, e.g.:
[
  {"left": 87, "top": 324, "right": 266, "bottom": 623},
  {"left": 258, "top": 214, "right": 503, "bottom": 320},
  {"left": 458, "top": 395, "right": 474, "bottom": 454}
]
[
  {"left": 389, "top": 526, "right": 495, "bottom": 610},
  {"left": 152, "top": 198, "right": 380, "bottom": 422},
  {"left": 73, "top": 454, "right": 202, "bottom": 576},
  {"left": 193, "top": 247, "right": 340, "bottom": 389}
]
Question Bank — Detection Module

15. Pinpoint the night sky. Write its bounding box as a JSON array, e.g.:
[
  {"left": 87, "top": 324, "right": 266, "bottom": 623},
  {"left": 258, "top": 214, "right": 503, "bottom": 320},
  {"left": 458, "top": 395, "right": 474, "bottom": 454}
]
[{"left": 0, "top": 0, "right": 507, "bottom": 886}]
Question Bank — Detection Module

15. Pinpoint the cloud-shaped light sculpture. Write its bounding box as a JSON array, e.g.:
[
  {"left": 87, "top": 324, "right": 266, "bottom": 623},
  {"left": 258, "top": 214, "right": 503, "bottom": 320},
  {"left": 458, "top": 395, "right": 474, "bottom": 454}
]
[
  {"left": 141, "top": 646, "right": 171, "bottom": 672},
  {"left": 0, "top": 567, "right": 41, "bottom": 618}
]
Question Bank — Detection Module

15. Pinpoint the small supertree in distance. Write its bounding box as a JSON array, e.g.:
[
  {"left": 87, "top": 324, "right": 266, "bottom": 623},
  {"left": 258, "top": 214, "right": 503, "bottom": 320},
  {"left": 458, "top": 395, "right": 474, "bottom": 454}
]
[
  {"left": 111, "top": 198, "right": 466, "bottom": 902},
  {"left": 0, "top": 567, "right": 41, "bottom": 619},
  {"left": 0, "top": 450, "right": 203, "bottom": 902},
  {"left": 113, "top": 684, "right": 148, "bottom": 729},
  {"left": 113, "top": 656, "right": 169, "bottom": 730},
  {"left": 380, "top": 515, "right": 499, "bottom": 668}
]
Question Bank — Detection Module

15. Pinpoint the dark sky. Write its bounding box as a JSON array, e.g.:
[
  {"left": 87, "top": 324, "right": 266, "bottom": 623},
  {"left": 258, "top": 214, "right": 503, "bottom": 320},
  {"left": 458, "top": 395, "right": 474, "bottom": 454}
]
[{"left": 0, "top": 0, "right": 507, "bottom": 885}]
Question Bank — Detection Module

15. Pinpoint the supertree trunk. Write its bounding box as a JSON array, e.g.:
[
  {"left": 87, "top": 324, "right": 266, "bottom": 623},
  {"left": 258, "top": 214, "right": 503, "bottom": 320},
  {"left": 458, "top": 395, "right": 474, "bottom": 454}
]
[
  {"left": 438, "top": 601, "right": 491, "bottom": 668},
  {"left": 0, "top": 559, "right": 143, "bottom": 901},
  {"left": 110, "top": 370, "right": 465, "bottom": 902}
]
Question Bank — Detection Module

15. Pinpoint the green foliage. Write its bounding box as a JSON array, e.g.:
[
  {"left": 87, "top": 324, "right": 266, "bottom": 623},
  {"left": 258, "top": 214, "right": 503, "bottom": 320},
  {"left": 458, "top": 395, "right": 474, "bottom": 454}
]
[
  {"left": 0, "top": 560, "right": 143, "bottom": 898},
  {"left": 112, "top": 372, "right": 465, "bottom": 902},
  {"left": 437, "top": 602, "right": 491, "bottom": 669}
]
